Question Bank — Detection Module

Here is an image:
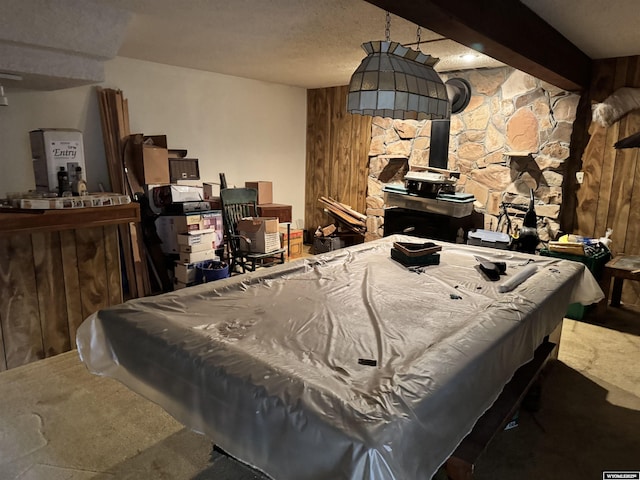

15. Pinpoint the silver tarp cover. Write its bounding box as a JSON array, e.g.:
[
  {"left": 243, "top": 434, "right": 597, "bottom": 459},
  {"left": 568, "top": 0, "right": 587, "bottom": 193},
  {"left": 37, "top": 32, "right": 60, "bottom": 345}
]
[{"left": 77, "top": 236, "right": 604, "bottom": 480}]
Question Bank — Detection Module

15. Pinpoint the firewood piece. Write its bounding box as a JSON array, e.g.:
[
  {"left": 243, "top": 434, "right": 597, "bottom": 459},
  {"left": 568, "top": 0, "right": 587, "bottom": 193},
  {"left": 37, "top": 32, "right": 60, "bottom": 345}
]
[{"left": 321, "top": 224, "right": 337, "bottom": 237}]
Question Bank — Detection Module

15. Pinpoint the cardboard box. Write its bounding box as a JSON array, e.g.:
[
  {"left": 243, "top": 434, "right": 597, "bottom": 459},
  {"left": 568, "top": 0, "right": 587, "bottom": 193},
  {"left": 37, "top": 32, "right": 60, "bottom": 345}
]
[
  {"left": 174, "top": 257, "right": 220, "bottom": 284},
  {"left": 245, "top": 181, "right": 273, "bottom": 205},
  {"left": 237, "top": 217, "right": 281, "bottom": 253},
  {"left": 156, "top": 214, "right": 205, "bottom": 253},
  {"left": 177, "top": 230, "right": 215, "bottom": 251},
  {"left": 174, "top": 279, "right": 197, "bottom": 290},
  {"left": 179, "top": 242, "right": 213, "bottom": 253},
  {"left": 280, "top": 227, "right": 304, "bottom": 258},
  {"left": 201, "top": 211, "right": 224, "bottom": 248},
  {"left": 202, "top": 183, "right": 222, "bottom": 209},
  {"left": 30, "top": 128, "right": 87, "bottom": 193},
  {"left": 152, "top": 185, "right": 204, "bottom": 206},
  {"left": 203, "top": 182, "right": 218, "bottom": 199},
  {"left": 174, "top": 262, "right": 200, "bottom": 284},
  {"left": 179, "top": 249, "right": 216, "bottom": 264},
  {"left": 131, "top": 135, "right": 170, "bottom": 185}
]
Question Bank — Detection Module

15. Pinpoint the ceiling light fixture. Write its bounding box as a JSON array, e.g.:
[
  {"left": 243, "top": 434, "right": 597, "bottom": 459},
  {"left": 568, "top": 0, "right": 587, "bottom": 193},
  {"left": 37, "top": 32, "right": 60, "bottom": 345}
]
[
  {"left": 347, "top": 12, "right": 449, "bottom": 121},
  {"left": 0, "top": 85, "right": 8, "bottom": 106},
  {"left": 0, "top": 73, "right": 22, "bottom": 107}
]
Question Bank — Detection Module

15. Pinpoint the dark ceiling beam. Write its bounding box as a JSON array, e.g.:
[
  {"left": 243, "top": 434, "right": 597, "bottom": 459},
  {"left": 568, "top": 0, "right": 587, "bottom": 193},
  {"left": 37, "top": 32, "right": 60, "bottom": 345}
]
[{"left": 363, "top": 0, "right": 592, "bottom": 91}]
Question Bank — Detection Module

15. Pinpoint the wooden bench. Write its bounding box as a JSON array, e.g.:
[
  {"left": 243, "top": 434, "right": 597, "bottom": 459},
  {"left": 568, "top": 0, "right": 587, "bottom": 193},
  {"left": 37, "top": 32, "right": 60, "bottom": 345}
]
[{"left": 598, "top": 255, "right": 640, "bottom": 316}]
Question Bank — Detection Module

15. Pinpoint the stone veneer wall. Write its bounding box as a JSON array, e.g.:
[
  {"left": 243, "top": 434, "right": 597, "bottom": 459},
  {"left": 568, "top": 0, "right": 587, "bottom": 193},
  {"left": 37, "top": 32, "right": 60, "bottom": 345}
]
[{"left": 366, "top": 67, "right": 580, "bottom": 242}]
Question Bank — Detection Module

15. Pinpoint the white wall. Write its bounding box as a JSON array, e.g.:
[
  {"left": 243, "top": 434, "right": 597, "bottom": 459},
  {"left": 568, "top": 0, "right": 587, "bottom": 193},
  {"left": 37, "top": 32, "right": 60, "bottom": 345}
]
[{"left": 0, "top": 57, "right": 307, "bottom": 226}]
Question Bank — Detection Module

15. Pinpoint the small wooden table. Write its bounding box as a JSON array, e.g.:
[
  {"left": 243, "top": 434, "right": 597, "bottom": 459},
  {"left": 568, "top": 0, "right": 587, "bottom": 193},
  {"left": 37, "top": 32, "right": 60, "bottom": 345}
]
[
  {"left": 257, "top": 203, "right": 292, "bottom": 223},
  {"left": 598, "top": 255, "right": 640, "bottom": 315}
]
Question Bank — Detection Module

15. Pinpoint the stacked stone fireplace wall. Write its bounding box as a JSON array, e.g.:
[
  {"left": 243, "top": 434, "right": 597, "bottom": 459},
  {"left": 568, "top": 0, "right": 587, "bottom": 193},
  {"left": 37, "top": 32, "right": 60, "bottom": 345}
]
[{"left": 366, "top": 67, "right": 580, "bottom": 243}]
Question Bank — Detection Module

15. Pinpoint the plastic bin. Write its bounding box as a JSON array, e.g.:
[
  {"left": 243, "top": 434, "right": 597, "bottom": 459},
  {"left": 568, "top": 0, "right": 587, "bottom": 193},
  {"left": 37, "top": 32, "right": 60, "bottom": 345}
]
[
  {"left": 197, "top": 261, "right": 230, "bottom": 283},
  {"left": 539, "top": 247, "right": 611, "bottom": 320},
  {"left": 467, "top": 229, "right": 511, "bottom": 250}
]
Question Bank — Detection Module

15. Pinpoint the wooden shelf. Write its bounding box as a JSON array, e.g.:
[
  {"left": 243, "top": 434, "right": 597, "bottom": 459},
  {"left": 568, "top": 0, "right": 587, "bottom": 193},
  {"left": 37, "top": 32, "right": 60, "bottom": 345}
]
[{"left": 0, "top": 203, "right": 140, "bottom": 235}]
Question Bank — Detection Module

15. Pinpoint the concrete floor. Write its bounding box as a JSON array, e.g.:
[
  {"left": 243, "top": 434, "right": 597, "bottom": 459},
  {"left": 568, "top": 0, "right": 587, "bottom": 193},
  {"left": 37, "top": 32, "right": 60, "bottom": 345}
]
[{"left": 0, "top": 306, "right": 638, "bottom": 480}]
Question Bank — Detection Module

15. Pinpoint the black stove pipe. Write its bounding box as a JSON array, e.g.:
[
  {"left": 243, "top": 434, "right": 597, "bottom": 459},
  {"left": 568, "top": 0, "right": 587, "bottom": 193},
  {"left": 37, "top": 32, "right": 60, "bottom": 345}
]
[
  {"left": 429, "top": 78, "right": 472, "bottom": 170},
  {"left": 429, "top": 119, "right": 450, "bottom": 170}
]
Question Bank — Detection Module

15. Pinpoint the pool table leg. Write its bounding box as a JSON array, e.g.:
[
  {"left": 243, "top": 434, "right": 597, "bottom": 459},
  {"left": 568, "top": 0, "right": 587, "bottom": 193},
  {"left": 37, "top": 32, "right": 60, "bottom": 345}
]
[{"left": 446, "top": 456, "right": 474, "bottom": 480}]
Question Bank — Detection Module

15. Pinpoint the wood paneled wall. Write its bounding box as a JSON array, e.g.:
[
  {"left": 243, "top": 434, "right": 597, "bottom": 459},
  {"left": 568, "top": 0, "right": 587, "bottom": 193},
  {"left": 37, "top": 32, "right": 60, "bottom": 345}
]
[
  {"left": 575, "top": 56, "right": 640, "bottom": 305},
  {"left": 305, "top": 86, "right": 372, "bottom": 232},
  {"left": 0, "top": 225, "right": 122, "bottom": 370}
]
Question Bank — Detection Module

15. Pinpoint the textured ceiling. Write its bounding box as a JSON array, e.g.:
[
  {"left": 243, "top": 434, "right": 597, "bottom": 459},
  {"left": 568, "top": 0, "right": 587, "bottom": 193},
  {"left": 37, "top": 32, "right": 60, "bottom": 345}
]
[
  {"left": 3, "top": 0, "right": 640, "bottom": 91},
  {"left": 95, "top": 0, "right": 640, "bottom": 88},
  {"left": 90, "top": 0, "right": 505, "bottom": 88},
  {"left": 521, "top": 0, "right": 640, "bottom": 59}
]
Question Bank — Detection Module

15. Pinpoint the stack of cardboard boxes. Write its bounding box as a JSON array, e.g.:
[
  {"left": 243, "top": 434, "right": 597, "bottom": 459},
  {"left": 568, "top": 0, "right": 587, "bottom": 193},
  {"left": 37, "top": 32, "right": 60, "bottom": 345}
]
[{"left": 156, "top": 211, "right": 224, "bottom": 289}]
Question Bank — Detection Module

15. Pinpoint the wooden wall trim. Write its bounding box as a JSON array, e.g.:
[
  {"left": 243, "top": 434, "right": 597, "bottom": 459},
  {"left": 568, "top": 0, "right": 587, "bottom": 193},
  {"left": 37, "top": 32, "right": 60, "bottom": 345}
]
[
  {"left": 364, "top": 0, "right": 592, "bottom": 91},
  {"left": 0, "top": 203, "right": 140, "bottom": 236}
]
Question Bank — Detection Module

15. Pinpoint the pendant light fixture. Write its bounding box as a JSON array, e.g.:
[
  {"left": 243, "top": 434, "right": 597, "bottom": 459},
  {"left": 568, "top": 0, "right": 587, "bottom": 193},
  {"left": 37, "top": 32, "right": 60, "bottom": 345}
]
[{"left": 347, "top": 13, "right": 449, "bottom": 120}]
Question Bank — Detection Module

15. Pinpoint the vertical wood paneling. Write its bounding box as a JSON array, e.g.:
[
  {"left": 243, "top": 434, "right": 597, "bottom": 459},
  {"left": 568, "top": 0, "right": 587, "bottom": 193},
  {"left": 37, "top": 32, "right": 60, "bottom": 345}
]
[
  {"left": 575, "top": 55, "right": 640, "bottom": 306},
  {"left": 623, "top": 143, "right": 640, "bottom": 302},
  {"left": 576, "top": 125, "right": 607, "bottom": 237},
  {"left": 32, "top": 232, "right": 71, "bottom": 357},
  {"left": 305, "top": 86, "right": 372, "bottom": 232},
  {"left": 328, "top": 87, "right": 340, "bottom": 201},
  {"left": 607, "top": 118, "right": 638, "bottom": 254},
  {"left": 118, "top": 223, "right": 137, "bottom": 300},
  {"left": 613, "top": 57, "right": 630, "bottom": 90},
  {"left": 0, "top": 234, "right": 44, "bottom": 368},
  {"left": 335, "top": 87, "right": 354, "bottom": 206},
  {"left": 60, "top": 230, "right": 84, "bottom": 345},
  {"left": 307, "top": 87, "right": 327, "bottom": 230},
  {"left": 0, "top": 223, "right": 125, "bottom": 369},
  {"left": 104, "top": 225, "right": 123, "bottom": 306},
  {"left": 593, "top": 122, "right": 620, "bottom": 237},
  {"left": 0, "top": 292, "right": 5, "bottom": 371},
  {"left": 76, "top": 227, "right": 109, "bottom": 319},
  {"left": 353, "top": 113, "right": 370, "bottom": 215}
]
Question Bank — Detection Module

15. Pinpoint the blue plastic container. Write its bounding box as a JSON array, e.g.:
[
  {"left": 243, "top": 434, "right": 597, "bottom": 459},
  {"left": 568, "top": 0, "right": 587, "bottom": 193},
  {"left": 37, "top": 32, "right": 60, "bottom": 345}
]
[{"left": 197, "top": 261, "right": 229, "bottom": 283}]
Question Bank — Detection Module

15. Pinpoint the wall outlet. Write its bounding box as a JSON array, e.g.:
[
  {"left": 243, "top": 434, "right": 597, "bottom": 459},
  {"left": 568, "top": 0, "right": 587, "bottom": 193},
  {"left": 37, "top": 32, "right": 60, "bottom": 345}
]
[{"left": 576, "top": 171, "right": 585, "bottom": 184}]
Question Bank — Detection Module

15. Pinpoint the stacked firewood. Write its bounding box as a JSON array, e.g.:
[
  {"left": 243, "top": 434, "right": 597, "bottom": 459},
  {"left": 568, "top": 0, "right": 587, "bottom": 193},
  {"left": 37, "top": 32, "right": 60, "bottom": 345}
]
[{"left": 318, "top": 196, "right": 366, "bottom": 235}]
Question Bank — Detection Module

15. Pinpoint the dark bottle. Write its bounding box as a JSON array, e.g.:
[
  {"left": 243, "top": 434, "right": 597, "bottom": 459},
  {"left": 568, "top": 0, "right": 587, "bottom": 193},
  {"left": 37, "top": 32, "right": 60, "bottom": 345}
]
[{"left": 57, "top": 167, "right": 69, "bottom": 196}]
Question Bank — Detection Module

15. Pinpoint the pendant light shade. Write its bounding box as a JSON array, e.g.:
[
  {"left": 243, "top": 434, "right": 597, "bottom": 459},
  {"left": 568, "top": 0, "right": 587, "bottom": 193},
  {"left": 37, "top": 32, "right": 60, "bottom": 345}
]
[{"left": 347, "top": 41, "right": 450, "bottom": 120}]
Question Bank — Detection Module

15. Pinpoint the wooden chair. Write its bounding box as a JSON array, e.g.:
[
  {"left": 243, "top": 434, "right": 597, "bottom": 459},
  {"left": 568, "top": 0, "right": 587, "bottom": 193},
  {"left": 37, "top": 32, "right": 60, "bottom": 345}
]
[{"left": 220, "top": 187, "right": 286, "bottom": 273}]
